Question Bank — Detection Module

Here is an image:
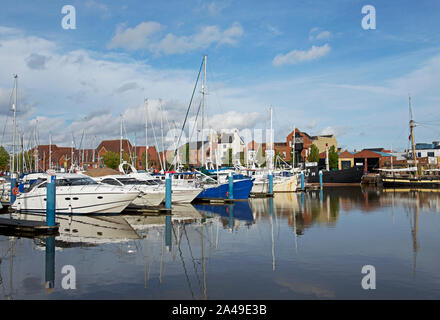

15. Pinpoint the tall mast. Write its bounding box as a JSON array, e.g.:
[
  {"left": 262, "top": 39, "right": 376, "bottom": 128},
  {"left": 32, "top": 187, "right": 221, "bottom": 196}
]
[
  {"left": 120, "top": 114, "right": 123, "bottom": 164},
  {"left": 145, "top": 99, "right": 148, "bottom": 171},
  {"left": 35, "top": 120, "right": 39, "bottom": 171},
  {"left": 160, "top": 100, "right": 166, "bottom": 171},
  {"left": 269, "top": 106, "right": 273, "bottom": 170},
  {"left": 12, "top": 75, "right": 17, "bottom": 174},
  {"left": 134, "top": 131, "right": 137, "bottom": 167},
  {"left": 92, "top": 135, "right": 96, "bottom": 167},
  {"left": 49, "top": 133, "right": 52, "bottom": 170},
  {"left": 22, "top": 133, "right": 25, "bottom": 173},
  {"left": 71, "top": 133, "right": 74, "bottom": 172},
  {"left": 292, "top": 125, "right": 296, "bottom": 169},
  {"left": 201, "top": 55, "right": 207, "bottom": 167},
  {"left": 409, "top": 95, "right": 418, "bottom": 177}
]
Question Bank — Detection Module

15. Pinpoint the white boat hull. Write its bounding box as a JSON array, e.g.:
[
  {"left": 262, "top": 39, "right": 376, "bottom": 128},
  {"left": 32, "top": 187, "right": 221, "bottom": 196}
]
[
  {"left": 171, "top": 188, "right": 202, "bottom": 203},
  {"left": 12, "top": 187, "right": 139, "bottom": 215},
  {"left": 130, "top": 191, "right": 165, "bottom": 207},
  {"left": 251, "top": 176, "right": 298, "bottom": 193}
]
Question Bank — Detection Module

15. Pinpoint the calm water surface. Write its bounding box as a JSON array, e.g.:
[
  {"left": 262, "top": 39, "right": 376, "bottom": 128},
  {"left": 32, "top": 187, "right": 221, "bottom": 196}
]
[{"left": 1, "top": 186, "right": 439, "bottom": 299}]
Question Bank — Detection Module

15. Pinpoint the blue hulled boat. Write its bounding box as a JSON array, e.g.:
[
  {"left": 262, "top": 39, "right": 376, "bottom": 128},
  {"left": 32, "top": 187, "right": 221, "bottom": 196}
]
[{"left": 195, "top": 174, "right": 254, "bottom": 201}]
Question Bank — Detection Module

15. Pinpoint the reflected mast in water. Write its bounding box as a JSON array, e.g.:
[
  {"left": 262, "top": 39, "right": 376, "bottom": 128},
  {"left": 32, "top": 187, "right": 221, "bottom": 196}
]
[
  {"left": 269, "top": 198, "right": 275, "bottom": 272},
  {"left": 411, "top": 193, "right": 419, "bottom": 277}
]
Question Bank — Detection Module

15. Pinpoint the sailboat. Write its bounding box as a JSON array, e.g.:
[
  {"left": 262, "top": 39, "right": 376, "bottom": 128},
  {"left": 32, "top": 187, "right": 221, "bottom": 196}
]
[
  {"left": 166, "top": 55, "right": 254, "bottom": 201},
  {"left": 248, "top": 107, "right": 299, "bottom": 194},
  {"left": 196, "top": 55, "right": 254, "bottom": 200},
  {"left": 381, "top": 96, "right": 440, "bottom": 188}
]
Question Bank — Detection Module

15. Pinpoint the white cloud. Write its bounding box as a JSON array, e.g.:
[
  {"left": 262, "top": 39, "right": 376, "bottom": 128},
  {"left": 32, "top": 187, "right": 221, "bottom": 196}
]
[
  {"left": 206, "top": 111, "right": 264, "bottom": 130},
  {"left": 267, "top": 25, "right": 282, "bottom": 36},
  {"left": 194, "top": 1, "right": 230, "bottom": 16},
  {"left": 273, "top": 44, "right": 331, "bottom": 66},
  {"left": 315, "top": 31, "right": 331, "bottom": 40},
  {"left": 85, "top": 0, "right": 111, "bottom": 18},
  {"left": 107, "top": 21, "right": 243, "bottom": 54},
  {"left": 107, "top": 22, "right": 164, "bottom": 51},
  {"left": 309, "top": 28, "right": 331, "bottom": 41},
  {"left": 319, "top": 126, "right": 350, "bottom": 137}
]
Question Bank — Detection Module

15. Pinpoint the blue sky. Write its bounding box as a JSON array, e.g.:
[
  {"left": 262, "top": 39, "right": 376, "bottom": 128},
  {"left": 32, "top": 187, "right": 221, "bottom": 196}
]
[{"left": 0, "top": 0, "right": 440, "bottom": 152}]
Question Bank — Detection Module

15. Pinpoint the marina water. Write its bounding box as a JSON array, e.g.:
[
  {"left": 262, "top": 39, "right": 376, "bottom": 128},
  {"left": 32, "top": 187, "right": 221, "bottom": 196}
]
[{"left": 0, "top": 186, "right": 439, "bottom": 299}]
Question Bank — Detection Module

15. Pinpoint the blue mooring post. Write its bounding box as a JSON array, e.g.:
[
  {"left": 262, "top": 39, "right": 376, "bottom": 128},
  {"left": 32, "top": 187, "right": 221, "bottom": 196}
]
[
  {"left": 10, "top": 173, "right": 17, "bottom": 204},
  {"left": 268, "top": 171, "right": 274, "bottom": 195},
  {"left": 45, "top": 236, "right": 55, "bottom": 293},
  {"left": 319, "top": 170, "right": 323, "bottom": 189},
  {"left": 46, "top": 175, "right": 56, "bottom": 227},
  {"left": 165, "top": 215, "right": 172, "bottom": 251},
  {"left": 301, "top": 171, "right": 305, "bottom": 190},
  {"left": 165, "top": 173, "right": 172, "bottom": 209},
  {"left": 228, "top": 172, "right": 234, "bottom": 200}
]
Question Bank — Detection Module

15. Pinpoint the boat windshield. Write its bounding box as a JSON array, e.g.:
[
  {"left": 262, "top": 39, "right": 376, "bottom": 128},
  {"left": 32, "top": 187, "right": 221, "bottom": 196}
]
[
  {"left": 56, "top": 177, "right": 98, "bottom": 186},
  {"left": 117, "top": 178, "right": 160, "bottom": 186},
  {"left": 116, "top": 178, "right": 145, "bottom": 185}
]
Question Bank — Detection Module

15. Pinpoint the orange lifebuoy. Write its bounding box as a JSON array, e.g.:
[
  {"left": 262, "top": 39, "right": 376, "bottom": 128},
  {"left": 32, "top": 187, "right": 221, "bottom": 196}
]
[
  {"left": 12, "top": 187, "right": 19, "bottom": 195},
  {"left": 226, "top": 191, "right": 229, "bottom": 198}
]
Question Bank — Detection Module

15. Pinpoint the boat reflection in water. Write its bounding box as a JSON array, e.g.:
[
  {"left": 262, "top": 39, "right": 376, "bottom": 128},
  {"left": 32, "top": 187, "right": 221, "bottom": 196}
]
[
  {"left": 193, "top": 201, "right": 254, "bottom": 232},
  {"left": 12, "top": 212, "right": 141, "bottom": 244}
]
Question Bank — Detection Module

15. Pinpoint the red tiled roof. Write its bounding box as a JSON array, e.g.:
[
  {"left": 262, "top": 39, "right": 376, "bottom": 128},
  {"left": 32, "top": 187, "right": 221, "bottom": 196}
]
[{"left": 97, "top": 139, "right": 133, "bottom": 154}]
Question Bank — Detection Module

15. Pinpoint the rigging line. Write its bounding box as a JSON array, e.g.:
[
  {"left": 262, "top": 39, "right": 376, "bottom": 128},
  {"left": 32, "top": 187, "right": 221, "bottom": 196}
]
[
  {"left": 172, "top": 224, "right": 196, "bottom": 299},
  {"left": 168, "top": 58, "right": 204, "bottom": 171},
  {"left": 204, "top": 60, "right": 220, "bottom": 132},
  {"left": 147, "top": 104, "right": 164, "bottom": 171},
  {"left": 189, "top": 99, "right": 203, "bottom": 147},
  {"left": 121, "top": 117, "right": 134, "bottom": 164},
  {"left": 0, "top": 109, "right": 11, "bottom": 148},
  {"left": 0, "top": 82, "right": 15, "bottom": 148},
  {"left": 183, "top": 225, "right": 203, "bottom": 293}
]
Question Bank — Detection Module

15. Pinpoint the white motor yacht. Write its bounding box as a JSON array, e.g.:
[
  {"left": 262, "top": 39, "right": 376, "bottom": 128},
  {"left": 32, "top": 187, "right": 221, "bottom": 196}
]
[
  {"left": 118, "top": 162, "right": 202, "bottom": 203},
  {"left": 133, "top": 173, "right": 202, "bottom": 203},
  {"left": 93, "top": 175, "right": 165, "bottom": 207},
  {"left": 11, "top": 173, "right": 140, "bottom": 215}
]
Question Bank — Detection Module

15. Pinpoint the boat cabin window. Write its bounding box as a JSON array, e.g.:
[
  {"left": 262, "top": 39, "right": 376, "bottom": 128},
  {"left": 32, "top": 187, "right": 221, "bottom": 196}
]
[
  {"left": 142, "top": 179, "right": 160, "bottom": 185},
  {"left": 54, "top": 177, "right": 98, "bottom": 186},
  {"left": 116, "top": 178, "right": 144, "bottom": 185},
  {"left": 29, "top": 178, "right": 47, "bottom": 190},
  {"left": 37, "top": 182, "right": 48, "bottom": 188},
  {"left": 101, "top": 178, "right": 122, "bottom": 186}
]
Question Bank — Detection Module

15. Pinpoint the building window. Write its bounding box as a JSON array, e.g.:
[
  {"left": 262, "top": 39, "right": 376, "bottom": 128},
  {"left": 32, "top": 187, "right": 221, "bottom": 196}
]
[
  {"left": 428, "top": 152, "right": 435, "bottom": 157},
  {"left": 417, "top": 152, "right": 422, "bottom": 158}
]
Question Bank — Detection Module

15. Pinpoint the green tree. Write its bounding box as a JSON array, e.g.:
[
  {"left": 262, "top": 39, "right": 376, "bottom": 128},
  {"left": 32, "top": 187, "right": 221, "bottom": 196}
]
[
  {"left": 102, "top": 151, "right": 120, "bottom": 169},
  {"left": 185, "top": 143, "right": 190, "bottom": 166},
  {"left": 227, "top": 148, "right": 233, "bottom": 166},
  {"left": 240, "top": 151, "right": 245, "bottom": 166},
  {"left": 0, "top": 146, "right": 9, "bottom": 171},
  {"left": 307, "top": 144, "right": 320, "bottom": 163},
  {"left": 329, "top": 145, "right": 339, "bottom": 170}
]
